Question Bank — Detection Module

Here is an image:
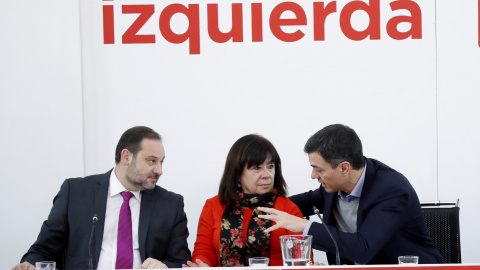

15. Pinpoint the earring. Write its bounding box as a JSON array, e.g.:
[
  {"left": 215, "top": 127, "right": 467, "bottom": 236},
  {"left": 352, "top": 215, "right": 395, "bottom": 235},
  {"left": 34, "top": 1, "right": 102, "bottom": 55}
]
[{"left": 237, "top": 183, "right": 241, "bottom": 188}]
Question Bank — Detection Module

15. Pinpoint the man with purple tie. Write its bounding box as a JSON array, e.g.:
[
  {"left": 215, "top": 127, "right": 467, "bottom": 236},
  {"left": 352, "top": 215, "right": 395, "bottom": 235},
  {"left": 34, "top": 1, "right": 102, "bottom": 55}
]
[{"left": 13, "top": 126, "right": 190, "bottom": 270}]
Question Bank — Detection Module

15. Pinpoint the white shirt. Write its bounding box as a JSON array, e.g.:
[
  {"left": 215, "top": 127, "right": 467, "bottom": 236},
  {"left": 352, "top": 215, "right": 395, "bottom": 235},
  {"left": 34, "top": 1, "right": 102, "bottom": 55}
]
[{"left": 97, "top": 169, "right": 142, "bottom": 269}]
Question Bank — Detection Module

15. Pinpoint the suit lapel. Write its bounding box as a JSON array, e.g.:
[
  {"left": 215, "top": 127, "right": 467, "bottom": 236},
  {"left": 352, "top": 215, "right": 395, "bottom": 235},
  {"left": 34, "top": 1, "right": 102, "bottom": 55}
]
[
  {"left": 356, "top": 158, "right": 374, "bottom": 229},
  {"left": 94, "top": 170, "right": 110, "bottom": 267},
  {"left": 139, "top": 188, "right": 155, "bottom": 261}
]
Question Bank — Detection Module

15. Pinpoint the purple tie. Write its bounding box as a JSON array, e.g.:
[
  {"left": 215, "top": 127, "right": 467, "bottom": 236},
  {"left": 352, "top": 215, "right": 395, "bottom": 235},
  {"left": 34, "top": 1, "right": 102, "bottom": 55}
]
[{"left": 116, "top": 192, "right": 134, "bottom": 269}]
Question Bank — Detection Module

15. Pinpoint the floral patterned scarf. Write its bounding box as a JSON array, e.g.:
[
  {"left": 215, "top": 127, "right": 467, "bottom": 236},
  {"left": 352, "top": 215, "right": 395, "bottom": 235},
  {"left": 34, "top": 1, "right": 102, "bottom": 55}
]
[{"left": 219, "top": 190, "right": 278, "bottom": 266}]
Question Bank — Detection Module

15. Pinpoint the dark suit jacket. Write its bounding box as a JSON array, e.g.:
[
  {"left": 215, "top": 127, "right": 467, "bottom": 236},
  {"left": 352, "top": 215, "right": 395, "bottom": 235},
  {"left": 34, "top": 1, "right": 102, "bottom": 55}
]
[
  {"left": 21, "top": 170, "right": 191, "bottom": 269},
  {"left": 290, "top": 157, "right": 444, "bottom": 265}
]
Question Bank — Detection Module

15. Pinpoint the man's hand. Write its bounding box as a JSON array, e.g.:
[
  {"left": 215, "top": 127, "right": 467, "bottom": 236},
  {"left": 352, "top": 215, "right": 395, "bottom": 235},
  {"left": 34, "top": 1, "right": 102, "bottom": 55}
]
[
  {"left": 257, "top": 207, "right": 309, "bottom": 233},
  {"left": 140, "top": 257, "right": 168, "bottom": 269},
  {"left": 182, "top": 259, "right": 210, "bottom": 267},
  {"left": 11, "top": 262, "right": 35, "bottom": 270}
]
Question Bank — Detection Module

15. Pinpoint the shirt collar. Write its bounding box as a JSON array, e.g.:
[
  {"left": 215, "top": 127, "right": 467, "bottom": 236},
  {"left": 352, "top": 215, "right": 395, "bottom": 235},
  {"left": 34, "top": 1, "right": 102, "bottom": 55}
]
[
  {"left": 338, "top": 161, "right": 367, "bottom": 202},
  {"left": 109, "top": 168, "right": 141, "bottom": 201}
]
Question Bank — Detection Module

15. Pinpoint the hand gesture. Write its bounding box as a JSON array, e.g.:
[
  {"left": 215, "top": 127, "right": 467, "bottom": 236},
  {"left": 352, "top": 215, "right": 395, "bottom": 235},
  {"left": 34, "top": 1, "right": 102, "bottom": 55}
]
[{"left": 257, "top": 207, "right": 309, "bottom": 233}]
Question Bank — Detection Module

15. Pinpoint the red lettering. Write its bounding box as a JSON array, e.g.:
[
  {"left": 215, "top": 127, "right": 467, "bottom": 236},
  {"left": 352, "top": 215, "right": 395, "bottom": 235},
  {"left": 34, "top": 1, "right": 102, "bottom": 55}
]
[
  {"left": 103, "top": 5, "right": 115, "bottom": 44},
  {"left": 160, "top": 4, "right": 200, "bottom": 54},
  {"left": 270, "top": 2, "right": 307, "bottom": 42},
  {"left": 252, "top": 3, "right": 263, "bottom": 42},
  {"left": 386, "top": 0, "right": 422, "bottom": 40},
  {"left": 101, "top": 1, "right": 426, "bottom": 54},
  {"left": 313, "top": 1, "right": 336, "bottom": 41},
  {"left": 122, "top": 5, "right": 155, "bottom": 44},
  {"left": 207, "top": 4, "right": 243, "bottom": 43},
  {"left": 340, "top": 0, "right": 380, "bottom": 41}
]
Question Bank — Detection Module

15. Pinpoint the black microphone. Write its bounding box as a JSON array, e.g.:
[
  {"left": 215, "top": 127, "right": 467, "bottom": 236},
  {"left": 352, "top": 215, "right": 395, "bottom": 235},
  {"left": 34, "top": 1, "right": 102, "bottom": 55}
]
[
  {"left": 88, "top": 213, "right": 98, "bottom": 270},
  {"left": 312, "top": 206, "right": 340, "bottom": 265}
]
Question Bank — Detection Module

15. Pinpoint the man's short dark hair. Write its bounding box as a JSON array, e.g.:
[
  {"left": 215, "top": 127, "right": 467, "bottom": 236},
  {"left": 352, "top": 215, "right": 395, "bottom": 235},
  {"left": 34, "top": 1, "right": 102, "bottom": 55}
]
[
  {"left": 218, "top": 134, "right": 288, "bottom": 205},
  {"left": 115, "top": 126, "right": 162, "bottom": 164},
  {"left": 304, "top": 124, "right": 364, "bottom": 170}
]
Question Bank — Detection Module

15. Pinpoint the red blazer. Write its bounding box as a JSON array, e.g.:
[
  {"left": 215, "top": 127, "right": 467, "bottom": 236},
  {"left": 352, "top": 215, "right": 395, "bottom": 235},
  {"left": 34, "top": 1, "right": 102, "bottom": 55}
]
[{"left": 192, "top": 195, "right": 304, "bottom": 266}]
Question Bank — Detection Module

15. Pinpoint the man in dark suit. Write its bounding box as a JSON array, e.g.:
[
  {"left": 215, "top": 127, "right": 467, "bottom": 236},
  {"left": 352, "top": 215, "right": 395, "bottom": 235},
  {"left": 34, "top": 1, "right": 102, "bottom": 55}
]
[
  {"left": 13, "top": 126, "right": 190, "bottom": 269},
  {"left": 259, "top": 124, "right": 444, "bottom": 265}
]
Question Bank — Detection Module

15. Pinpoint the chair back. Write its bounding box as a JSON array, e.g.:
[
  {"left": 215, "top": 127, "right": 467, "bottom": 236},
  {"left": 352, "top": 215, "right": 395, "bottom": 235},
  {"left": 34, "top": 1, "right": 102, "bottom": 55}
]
[{"left": 421, "top": 200, "right": 461, "bottom": 263}]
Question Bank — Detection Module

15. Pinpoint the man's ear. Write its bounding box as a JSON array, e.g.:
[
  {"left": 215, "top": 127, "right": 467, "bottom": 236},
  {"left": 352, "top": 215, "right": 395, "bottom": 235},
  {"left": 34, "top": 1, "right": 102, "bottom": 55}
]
[
  {"left": 339, "top": 161, "right": 351, "bottom": 176},
  {"left": 120, "top": 149, "right": 132, "bottom": 165}
]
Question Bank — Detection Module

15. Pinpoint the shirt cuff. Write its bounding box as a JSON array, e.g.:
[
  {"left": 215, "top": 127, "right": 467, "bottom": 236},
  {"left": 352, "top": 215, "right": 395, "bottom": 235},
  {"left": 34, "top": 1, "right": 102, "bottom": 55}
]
[{"left": 303, "top": 220, "right": 314, "bottom": 235}]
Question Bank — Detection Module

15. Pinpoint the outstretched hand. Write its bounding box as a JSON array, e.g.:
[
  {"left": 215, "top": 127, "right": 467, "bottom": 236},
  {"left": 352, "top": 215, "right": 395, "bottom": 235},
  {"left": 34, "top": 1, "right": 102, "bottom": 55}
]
[
  {"left": 257, "top": 207, "right": 309, "bottom": 234},
  {"left": 182, "top": 259, "right": 210, "bottom": 267}
]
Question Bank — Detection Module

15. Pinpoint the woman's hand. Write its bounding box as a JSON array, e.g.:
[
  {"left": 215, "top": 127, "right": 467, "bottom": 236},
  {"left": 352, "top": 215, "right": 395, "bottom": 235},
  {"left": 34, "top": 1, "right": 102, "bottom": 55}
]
[
  {"left": 182, "top": 259, "right": 210, "bottom": 267},
  {"left": 257, "top": 207, "right": 309, "bottom": 233}
]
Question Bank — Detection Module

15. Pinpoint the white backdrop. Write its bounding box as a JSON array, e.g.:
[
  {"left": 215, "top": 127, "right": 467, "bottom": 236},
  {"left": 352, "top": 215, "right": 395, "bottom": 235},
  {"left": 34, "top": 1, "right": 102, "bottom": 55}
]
[
  {"left": 436, "top": 0, "right": 480, "bottom": 259},
  {"left": 1, "top": 0, "right": 480, "bottom": 268},
  {"left": 0, "top": 0, "right": 84, "bottom": 268}
]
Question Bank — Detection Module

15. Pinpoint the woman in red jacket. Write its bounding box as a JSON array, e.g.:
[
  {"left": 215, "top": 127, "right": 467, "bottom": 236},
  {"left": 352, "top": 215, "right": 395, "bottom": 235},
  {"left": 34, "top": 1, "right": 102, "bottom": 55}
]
[{"left": 184, "top": 134, "right": 305, "bottom": 267}]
